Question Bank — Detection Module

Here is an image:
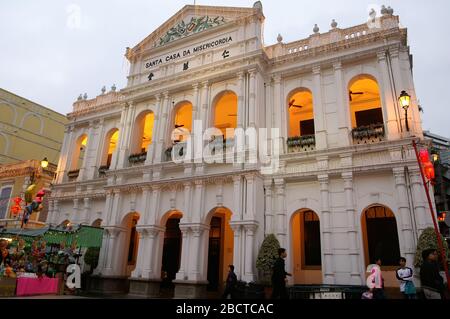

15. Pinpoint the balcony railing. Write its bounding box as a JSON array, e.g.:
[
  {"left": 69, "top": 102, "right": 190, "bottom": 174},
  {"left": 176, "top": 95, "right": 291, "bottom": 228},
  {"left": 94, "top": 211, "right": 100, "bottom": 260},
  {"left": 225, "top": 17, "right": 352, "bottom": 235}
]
[
  {"left": 351, "top": 124, "right": 385, "bottom": 145},
  {"left": 287, "top": 135, "right": 316, "bottom": 153},
  {"left": 98, "top": 165, "right": 110, "bottom": 176},
  {"left": 129, "top": 152, "right": 147, "bottom": 164}
]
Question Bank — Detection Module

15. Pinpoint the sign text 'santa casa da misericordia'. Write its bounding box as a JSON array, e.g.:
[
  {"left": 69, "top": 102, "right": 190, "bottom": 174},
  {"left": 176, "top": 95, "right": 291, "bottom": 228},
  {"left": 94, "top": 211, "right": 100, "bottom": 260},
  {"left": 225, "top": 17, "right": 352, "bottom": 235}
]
[{"left": 145, "top": 36, "right": 233, "bottom": 69}]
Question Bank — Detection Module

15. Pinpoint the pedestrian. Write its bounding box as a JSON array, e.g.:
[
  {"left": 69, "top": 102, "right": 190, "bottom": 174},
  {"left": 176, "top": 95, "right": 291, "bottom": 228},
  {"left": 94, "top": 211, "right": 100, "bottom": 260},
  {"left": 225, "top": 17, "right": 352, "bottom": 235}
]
[
  {"left": 271, "top": 248, "right": 292, "bottom": 299},
  {"left": 420, "top": 249, "right": 444, "bottom": 299},
  {"left": 396, "top": 257, "right": 416, "bottom": 299},
  {"left": 222, "top": 265, "right": 237, "bottom": 299},
  {"left": 367, "top": 257, "right": 385, "bottom": 299}
]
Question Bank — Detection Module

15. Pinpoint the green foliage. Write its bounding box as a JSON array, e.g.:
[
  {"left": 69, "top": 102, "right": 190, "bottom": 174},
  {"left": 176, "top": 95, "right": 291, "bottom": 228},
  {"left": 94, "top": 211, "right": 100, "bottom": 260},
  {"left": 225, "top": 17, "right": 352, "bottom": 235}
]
[
  {"left": 83, "top": 247, "right": 100, "bottom": 270},
  {"left": 414, "top": 227, "right": 450, "bottom": 268},
  {"left": 256, "top": 234, "right": 280, "bottom": 286}
]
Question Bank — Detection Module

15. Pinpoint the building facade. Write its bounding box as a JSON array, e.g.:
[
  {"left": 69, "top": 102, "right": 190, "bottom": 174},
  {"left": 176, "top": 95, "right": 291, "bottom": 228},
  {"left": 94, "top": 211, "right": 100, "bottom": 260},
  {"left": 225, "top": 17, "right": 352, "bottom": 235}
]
[
  {"left": 0, "top": 88, "right": 67, "bottom": 165},
  {"left": 48, "top": 3, "right": 434, "bottom": 297}
]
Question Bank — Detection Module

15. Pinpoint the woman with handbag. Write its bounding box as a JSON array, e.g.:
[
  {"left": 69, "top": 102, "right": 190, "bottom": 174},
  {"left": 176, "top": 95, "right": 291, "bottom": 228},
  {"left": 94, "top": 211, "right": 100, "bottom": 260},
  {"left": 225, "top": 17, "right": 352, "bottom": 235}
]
[{"left": 396, "top": 257, "right": 416, "bottom": 299}]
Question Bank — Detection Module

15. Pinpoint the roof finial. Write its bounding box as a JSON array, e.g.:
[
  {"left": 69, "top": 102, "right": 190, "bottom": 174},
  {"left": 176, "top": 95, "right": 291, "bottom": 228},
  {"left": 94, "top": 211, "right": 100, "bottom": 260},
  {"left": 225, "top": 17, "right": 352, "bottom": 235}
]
[
  {"left": 277, "top": 33, "right": 283, "bottom": 43},
  {"left": 387, "top": 6, "right": 394, "bottom": 15},
  {"left": 381, "top": 5, "right": 388, "bottom": 15},
  {"left": 101, "top": 86, "right": 106, "bottom": 95},
  {"left": 83, "top": 93, "right": 88, "bottom": 100},
  {"left": 313, "top": 24, "right": 319, "bottom": 34},
  {"left": 111, "top": 84, "right": 117, "bottom": 92},
  {"left": 331, "top": 19, "right": 338, "bottom": 29}
]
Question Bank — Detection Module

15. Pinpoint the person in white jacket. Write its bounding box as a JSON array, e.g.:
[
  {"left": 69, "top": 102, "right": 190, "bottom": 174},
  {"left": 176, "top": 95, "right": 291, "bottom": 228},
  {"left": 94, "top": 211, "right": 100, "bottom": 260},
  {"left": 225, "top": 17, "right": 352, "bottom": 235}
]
[{"left": 396, "top": 257, "right": 416, "bottom": 299}]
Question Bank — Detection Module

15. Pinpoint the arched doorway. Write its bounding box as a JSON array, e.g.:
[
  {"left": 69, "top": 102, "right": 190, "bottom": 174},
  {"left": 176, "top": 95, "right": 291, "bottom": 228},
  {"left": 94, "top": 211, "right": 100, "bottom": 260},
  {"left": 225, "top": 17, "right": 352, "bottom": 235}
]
[
  {"left": 213, "top": 91, "right": 238, "bottom": 140},
  {"left": 291, "top": 209, "right": 322, "bottom": 284},
  {"left": 91, "top": 219, "right": 102, "bottom": 227},
  {"left": 361, "top": 205, "right": 400, "bottom": 267},
  {"left": 206, "top": 207, "right": 234, "bottom": 292},
  {"left": 121, "top": 212, "right": 140, "bottom": 277},
  {"left": 160, "top": 211, "right": 183, "bottom": 292}
]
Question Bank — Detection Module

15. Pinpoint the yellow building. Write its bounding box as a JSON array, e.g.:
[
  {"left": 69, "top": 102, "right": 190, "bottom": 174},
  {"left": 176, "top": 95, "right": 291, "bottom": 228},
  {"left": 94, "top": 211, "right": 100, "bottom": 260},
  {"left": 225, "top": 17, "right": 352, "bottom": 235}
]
[{"left": 0, "top": 88, "right": 67, "bottom": 165}]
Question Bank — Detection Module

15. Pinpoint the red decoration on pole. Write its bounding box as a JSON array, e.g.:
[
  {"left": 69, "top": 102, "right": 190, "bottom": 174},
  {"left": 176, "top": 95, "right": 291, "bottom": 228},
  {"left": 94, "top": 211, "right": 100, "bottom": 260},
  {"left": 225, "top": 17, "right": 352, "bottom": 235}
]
[{"left": 412, "top": 140, "right": 450, "bottom": 293}]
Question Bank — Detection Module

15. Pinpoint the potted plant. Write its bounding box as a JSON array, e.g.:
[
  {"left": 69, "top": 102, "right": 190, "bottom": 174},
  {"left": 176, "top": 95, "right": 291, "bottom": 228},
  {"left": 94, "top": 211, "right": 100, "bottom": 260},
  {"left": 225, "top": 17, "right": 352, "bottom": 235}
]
[
  {"left": 256, "top": 234, "right": 281, "bottom": 298},
  {"left": 82, "top": 247, "right": 100, "bottom": 291}
]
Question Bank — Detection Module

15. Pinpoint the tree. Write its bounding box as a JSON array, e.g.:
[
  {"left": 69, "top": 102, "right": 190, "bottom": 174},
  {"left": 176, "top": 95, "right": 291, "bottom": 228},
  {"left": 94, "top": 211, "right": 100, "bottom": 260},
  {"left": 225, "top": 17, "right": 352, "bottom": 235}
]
[
  {"left": 83, "top": 247, "right": 100, "bottom": 274},
  {"left": 256, "top": 234, "right": 280, "bottom": 286},
  {"left": 414, "top": 227, "right": 450, "bottom": 268}
]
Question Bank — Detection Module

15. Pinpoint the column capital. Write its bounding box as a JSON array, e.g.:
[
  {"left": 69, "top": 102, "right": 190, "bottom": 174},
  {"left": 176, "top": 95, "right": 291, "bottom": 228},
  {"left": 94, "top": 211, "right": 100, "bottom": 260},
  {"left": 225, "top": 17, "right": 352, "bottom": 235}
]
[
  {"left": 272, "top": 73, "right": 282, "bottom": 84},
  {"left": 201, "top": 80, "right": 209, "bottom": 88},
  {"left": 155, "top": 93, "right": 161, "bottom": 101},
  {"left": 232, "top": 175, "right": 242, "bottom": 183},
  {"left": 341, "top": 171, "right": 353, "bottom": 181},
  {"left": 163, "top": 91, "right": 170, "bottom": 99},
  {"left": 332, "top": 60, "right": 342, "bottom": 70},
  {"left": 318, "top": 174, "right": 329, "bottom": 185},
  {"left": 237, "top": 71, "right": 245, "bottom": 80},
  {"left": 377, "top": 51, "right": 387, "bottom": 62},
  {"left": 263, "top": 179, "right": 273, "bottom": 188},
  {"left": 192, "top": 83, "right": 200, "bottom": 91},
  {"left": 248, "top": 68, "right": 257, "bottom": 76},
  {"left": 312, "top": 65, "right": 321, "bottom": 74},
  {"left": 243, "top": 223, "right": 258, "bottom": 234},
  {"left": 393, "top": 167, "right": 406, "bottom": 178}
]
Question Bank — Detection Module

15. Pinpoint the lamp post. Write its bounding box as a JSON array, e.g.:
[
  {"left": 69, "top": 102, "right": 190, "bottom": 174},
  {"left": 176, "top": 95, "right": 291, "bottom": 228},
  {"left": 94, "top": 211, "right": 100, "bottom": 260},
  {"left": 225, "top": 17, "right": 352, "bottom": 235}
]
[
  {"left": 399, "top": 91, "right": 411, "bottom": 132},
  {"left": 40, "top": 157, "right": 49, "bottom": 169}
]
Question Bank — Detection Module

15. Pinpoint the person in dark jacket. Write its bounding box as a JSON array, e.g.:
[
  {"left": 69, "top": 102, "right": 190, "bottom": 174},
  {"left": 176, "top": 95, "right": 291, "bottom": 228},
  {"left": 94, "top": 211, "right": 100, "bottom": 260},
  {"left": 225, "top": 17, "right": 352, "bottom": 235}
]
[
  {"left": 271, "top": 248, "right": 292, "bottom": 299},
  {"left": 420, "top": 249, "right": 444, "bottom": 299},
  {"left": 222, "top": 265, "right": 238, "bottom": 299}
]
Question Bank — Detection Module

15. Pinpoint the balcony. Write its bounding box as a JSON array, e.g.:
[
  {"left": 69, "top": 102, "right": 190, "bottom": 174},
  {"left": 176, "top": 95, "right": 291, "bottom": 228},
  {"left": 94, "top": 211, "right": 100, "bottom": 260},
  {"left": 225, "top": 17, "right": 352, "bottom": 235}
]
[
  {"left": 351, "top": 124, "right": 385, "bottom": 145},
  {"left": 129, "top": 152, "right": 147, "bottom": 165},
  {"left": 67, "top": 169, "right": 80, "bottom": 180},
  {"left": 287, "top": 135, "right": 316, "bottom": 153},
  {"left": 98, "top": 165, "right": 110, "bottom": 176}
]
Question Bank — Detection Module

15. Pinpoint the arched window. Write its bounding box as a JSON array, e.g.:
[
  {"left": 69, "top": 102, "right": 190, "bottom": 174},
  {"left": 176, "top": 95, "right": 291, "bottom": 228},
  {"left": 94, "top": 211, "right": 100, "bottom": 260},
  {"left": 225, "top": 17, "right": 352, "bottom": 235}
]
[
  {"left": 213, "top": 91, "right": 238, "bottom": 140},
  {"left": 22, "top": 114, "right": 43, "bottom": 134},
  {"left": 130, "top": 112, "right": 154, "bottom": 163},
  {"left": 68, "top": 134, "right": 87, "bottom": 179},
  {"left": 362, "top": 205, "right": 401, "bottom": 266},
  {"left": 172, "top": 102, "right": 192, "bottom": 142},
  {"left": 102, "top": 129, "right": 119, "bottom": 168},
  {"left": 349, "top": 76, "right": 384, "bottom": 128},
  {"left": 287, "top": 89, "right": 315, "bottom": 152}
]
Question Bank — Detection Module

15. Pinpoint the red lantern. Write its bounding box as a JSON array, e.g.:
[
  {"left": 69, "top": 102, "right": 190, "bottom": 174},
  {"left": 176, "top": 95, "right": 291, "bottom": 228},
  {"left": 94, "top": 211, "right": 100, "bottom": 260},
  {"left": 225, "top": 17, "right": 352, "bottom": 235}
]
[
  {"left": 419, "top": 149, "right": 430, "bottom": 164},
  {"left": 423, "top": 161, "right": 435, "bottom": 181},
  {"left": 10, "top": 197, "right": 22, "bottom": 217}
]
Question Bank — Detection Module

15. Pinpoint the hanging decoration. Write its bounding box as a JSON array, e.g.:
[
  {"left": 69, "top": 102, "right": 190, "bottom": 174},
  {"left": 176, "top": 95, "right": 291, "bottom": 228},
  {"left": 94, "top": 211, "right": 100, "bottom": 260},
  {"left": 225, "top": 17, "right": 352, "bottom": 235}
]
[{"left": 21, "top": 189, "right": 46, "bottom": 228}]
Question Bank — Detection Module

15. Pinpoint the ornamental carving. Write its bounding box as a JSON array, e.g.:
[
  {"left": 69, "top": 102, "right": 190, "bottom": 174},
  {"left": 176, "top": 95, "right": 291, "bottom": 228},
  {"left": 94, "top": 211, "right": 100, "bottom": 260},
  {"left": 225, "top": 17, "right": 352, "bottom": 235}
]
[{"left": 159, "top": 16, "right": 226, "bottom": 46}]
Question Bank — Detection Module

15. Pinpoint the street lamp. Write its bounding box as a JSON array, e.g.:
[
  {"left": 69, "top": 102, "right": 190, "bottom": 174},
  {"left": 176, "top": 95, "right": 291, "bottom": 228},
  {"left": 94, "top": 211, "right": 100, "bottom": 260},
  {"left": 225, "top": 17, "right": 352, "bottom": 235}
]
[
  {"left": 399, "top": 91, "right": 411, "bottom": 132},
  {"left": 40, "top": 157, "right": 49, "bottom": 169}
]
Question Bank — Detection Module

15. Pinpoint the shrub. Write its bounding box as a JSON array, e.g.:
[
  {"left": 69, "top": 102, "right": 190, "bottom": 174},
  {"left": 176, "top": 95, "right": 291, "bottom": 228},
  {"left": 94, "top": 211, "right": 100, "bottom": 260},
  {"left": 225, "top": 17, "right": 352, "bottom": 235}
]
[
  {"left": 414, "top": 227, "right": 450, "bottom": 268},
  {"left": 256, "top": 234, "right": 280, "bottom": 286},
  {"left": 84, "top": 247, "right": 100, "bottom": 273}
]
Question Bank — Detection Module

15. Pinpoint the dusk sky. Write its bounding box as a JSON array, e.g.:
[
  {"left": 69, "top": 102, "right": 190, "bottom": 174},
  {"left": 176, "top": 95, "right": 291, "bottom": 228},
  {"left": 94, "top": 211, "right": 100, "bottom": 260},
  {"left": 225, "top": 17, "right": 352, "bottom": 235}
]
[{"left": 1, "top": 0, "right": 448, "bottom": 137}]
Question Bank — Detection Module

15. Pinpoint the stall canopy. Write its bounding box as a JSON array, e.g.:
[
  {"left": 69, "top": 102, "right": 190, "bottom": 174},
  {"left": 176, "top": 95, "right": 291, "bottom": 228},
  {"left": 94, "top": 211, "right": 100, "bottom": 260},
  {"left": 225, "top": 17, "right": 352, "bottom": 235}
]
[{"left": 0, "top": 225, "right": 103, "bottom": 248}]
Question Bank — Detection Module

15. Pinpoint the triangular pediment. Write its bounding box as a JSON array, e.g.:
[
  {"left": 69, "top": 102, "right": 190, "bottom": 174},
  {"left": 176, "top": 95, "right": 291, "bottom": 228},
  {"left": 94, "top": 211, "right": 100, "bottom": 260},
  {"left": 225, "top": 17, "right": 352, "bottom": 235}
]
[{"left": 127, "top": 4, "right": 263, "bottom": 59}]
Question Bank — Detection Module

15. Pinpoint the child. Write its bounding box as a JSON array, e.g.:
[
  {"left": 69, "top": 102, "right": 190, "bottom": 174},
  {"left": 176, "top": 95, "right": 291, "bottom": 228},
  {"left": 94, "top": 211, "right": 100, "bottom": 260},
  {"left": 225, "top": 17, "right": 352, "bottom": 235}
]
[{"left": 396, "top": 257, "right": 416, "bottom": 299}]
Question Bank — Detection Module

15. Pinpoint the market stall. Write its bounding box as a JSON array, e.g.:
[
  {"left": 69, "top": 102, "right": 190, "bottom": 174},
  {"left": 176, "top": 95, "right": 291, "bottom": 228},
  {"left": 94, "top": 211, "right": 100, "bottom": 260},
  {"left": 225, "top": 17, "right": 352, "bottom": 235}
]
[{"left": 0, "top": 225, "right": 103, "bottom": 297}]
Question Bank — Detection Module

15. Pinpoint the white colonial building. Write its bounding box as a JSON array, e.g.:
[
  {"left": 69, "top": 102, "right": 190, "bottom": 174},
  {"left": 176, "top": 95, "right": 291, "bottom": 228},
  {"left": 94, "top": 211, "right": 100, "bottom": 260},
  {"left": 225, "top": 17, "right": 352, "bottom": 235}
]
[{"left": 48, "top": 3, "right": 434, "bottom": 297}]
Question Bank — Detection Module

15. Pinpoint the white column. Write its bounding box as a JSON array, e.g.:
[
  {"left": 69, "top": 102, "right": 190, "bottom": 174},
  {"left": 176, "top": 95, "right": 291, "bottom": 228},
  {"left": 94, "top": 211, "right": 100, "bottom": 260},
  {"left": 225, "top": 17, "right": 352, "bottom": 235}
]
[
  {"left": 146, "top": 186, "right": 161, "bottom": 226},
  {"left": 230, "top": 224, "right": 243, "bottom": 280},
  {"left": 377, "top": 51, "right": 401, "bottom": 140},
  {"left": 272, "top": 74, "right": 285, "bottom": 154},
  {"left": 176, "top": 226, "right": 190, "bottom": 280},
  {"left": 342, "top": 172, "right": 362, "bottom": 285},
  {"left": 116, "top": 103, "right": 132, "bottom": 168},
  {"left": 333, "top": 61, "right": 351, "bottom": 147},
  {"left": 82, "top": 197, "right": 90, "bottom": 224},
  {"left": 146, "top": 94, "right": 161, "bottom": 165},
  {"left": 409, "top": 167, "right": 432, "bottom": 234},
  {"left": 200, "top": 82, "right": 210, "bottom": 129},
  {"left": 318, "top": 174, "right": 335, "bottom": 284},
  {"left": 236, "top": 72, "right": 245, "bottom": 130},
  {"left": 111, "top": 107, "right": 127, "bottom": 170},
  {"left": 274, "top": 179, "right": 287, "bottom": 248},
  {"left": 110, "top": 190, "right": 122, "bottom": 226},
  {"left": 51, "top": 200, "right": 59, "bottom": 224},
  {"left": 264, "top": 180, "right": 274, "bottom": 235},
  {"left": 56, "top": 125, "right": 73, "bottom": 183},
  {"left": 244, "top": 174, "right": 256, "bottom": 221},
  {"left": 72, "top": 198, "right": 79, "bottom": 223},
  {"left": 248, "top": 69, "right": 257, "bottom": 128},
  {"left": 188, "top": 225, "right": 207, "bottom": 281},
  {"left": 94, "top": 230, "right": 109, "bottom": 275},
  {"left": 154, "top": 92, "right": 170, "bottom": 163},
  {"left": 232, "top": 175, "right": 243, "bottom": 222},
  {"left": 191, "top": 180, "right": 205, "bottom": 223},
  {"left": 131, "top": 227, "right": 147, "bottom": 278},
  {"left": 183, "top": 182, "right": 193, "bottom": 223},
  {"left": 77, "top": 121, "right": 94, "bottom": 181},
  {"left": 312, "top": 66, "right": 327, "bottom": 150},
  {"left": 393, "top": 167, "right": 416, "bottom": 266},
  {"left": 142, "top": 227, "right": 162, "bottom": 279},
  {"left": 103, "top": 228, "right": 120, "bottom": 275},
  {"left": 243, "top": 224, "right": 258, "bottom": 283}
]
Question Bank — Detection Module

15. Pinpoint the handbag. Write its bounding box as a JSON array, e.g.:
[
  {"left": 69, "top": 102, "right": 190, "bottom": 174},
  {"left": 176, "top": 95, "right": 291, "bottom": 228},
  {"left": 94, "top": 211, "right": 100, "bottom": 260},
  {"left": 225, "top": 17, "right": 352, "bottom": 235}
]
[{"left": 404, "top": 281, "right": 416, "bottom": 295}]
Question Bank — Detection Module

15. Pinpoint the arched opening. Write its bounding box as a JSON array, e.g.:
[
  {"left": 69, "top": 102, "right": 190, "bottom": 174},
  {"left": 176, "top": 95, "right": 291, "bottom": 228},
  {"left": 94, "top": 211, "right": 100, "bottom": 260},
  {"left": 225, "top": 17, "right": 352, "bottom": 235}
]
[
  {"left": 23, "top": 114, "right": 43, "bottom": 134},
  {"left": 287, "top": 89, "right": 316, "bottom": 151},
  {"left": 213, "top": 91, "right": 238, "bottom": 140},
  {"left": 291, "top": 209, "right": 322, "bottom": 284},
  {"left": 131, "top": 111, "right": 154, "bottom": 157},
  {"left": 0, "top": 103, "right": 15, "bottom": 124},
  {"left": 206, "top": 207, "right": 234, "bottom": 292},
  {"left": 172, "top": 102, "right": 192, "bottom": 142},
  {"left": 121, "top": 212, "right": 140, "bottom": 276},
  {"left": 361, "top": 205, "right": 401, "bottom": 267},
  {"left": 68, "top": 134, "right": 87, "bottom": 179},
  {"left": 348, "top": 76, "right": 385, "bottom": 142},
  {"left": 160, "top": 210, "right": 183, "bottom": 294},
  {"left": 0, "top": 134, "right": 7, "bottom": 155},
  {"left": 58, "top": 220, "right": 71, "bottom": 229},
  {"left": 101, "top": 129, "right": 119, "bottom": 169}
]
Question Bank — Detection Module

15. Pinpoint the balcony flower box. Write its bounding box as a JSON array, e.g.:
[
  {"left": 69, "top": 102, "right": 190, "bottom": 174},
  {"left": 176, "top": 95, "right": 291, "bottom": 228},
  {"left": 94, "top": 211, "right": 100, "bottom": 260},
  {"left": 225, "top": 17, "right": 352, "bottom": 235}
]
[
  {"left": 351, "top": 123, "right": 385, "bottom": 140},
  {"left": 128, "top": 152, "right": 147, "bottom": 164},
  {"left": 67, "top": 170, "right": 80, "bottom": 179},
  {"left": 287, "top": 135, "right": 316, "bottom": 148}
]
